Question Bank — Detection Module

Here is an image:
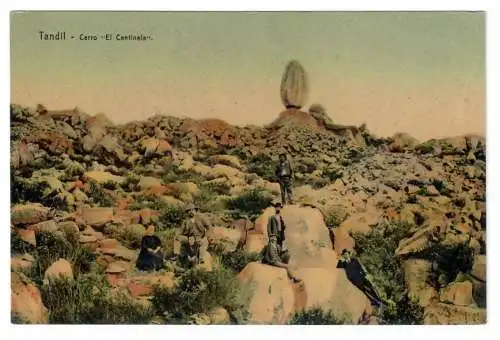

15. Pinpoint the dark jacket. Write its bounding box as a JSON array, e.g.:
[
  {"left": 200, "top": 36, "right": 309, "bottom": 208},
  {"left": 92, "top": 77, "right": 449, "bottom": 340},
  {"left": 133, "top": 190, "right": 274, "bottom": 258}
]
[
  {"left": 181, "top": 214, "right": 210, "bottom": 238},
  {"left": 136, "top": 235, "right": 164, "bottom": 271},
  {"left": 276, "top": 160, "right": 293, "bottom": 179},
  {"left": 267, "top": 214, "right": 286, "bottom": 248}
]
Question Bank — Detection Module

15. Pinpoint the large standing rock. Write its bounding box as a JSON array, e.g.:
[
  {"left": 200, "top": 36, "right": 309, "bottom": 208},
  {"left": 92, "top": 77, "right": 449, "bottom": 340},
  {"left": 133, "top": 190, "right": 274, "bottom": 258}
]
[
  {"left": 11, "top": 272, "right": 49, "bottom": 324},
  {"left": 280, "top": 60, "right": 309, "bottom": 109}
]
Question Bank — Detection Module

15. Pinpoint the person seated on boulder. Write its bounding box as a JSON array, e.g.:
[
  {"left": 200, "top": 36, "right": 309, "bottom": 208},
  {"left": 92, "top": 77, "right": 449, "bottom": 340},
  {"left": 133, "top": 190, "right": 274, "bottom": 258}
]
[
  {"left": 136, "top": 225, "right": 165, "bottom": 271},
  {"left": 267, "top": 202, "right": 287, "bottom": 250},
  {"left": 179, "top": 234, "right": 201, "bottom": 269},
  {"left": 336, "top": 249, "right": 385, "bottom": 307},
  {"left": 262, "top": 234, "right": 301, "bottom": 283}
]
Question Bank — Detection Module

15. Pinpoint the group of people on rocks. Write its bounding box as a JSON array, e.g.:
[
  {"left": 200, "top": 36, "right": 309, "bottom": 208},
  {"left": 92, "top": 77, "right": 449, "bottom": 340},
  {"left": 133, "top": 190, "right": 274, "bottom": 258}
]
[
  {"left": 135, "top": 203, "right": 210, "bottom": 272},
  {"left": 135, "top": 152, "right": 385, "bottom": 308}
]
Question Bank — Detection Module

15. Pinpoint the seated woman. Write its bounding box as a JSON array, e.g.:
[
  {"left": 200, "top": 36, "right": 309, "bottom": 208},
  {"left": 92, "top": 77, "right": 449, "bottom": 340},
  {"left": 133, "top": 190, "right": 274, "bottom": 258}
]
[{"left": 136, "top": 225, "right": 165, "bottom": 271}]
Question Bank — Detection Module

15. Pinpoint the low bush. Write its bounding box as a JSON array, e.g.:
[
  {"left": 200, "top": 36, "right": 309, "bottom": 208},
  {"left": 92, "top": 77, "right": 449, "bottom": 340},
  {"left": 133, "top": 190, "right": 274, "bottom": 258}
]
[
  {"left": 151, "top": 266, "right": 245, "bottom": 324},
  {"left": 40, "top": 275, "right": 154, "bottom": 324},
  {"left": 413, "top": 240, "right": 474, "bottom": 289},
  {"left": 162, "top": 163, "right": 204, "bottom": 185},
  {"left": 220, "top": 249, "right": 262, "bottom": 273},
  {"left": 226, "top": 188, "right": 273, "bottom": 219},
  {"left": 193, "top": 186, "right": 227, "bottom": 213},
  {"left": 157, "top": 205, "right": 188, "bottom": 230},
  {"left": 246, "top": 153, "right": 276, "bottom": 182},
  {"left": 87, "top": 181, "right": 115, "bottom": 207},
  {"left": 288, "top": 307, "right": 346, "bottom": 325},
  {"left": 129, "top": 194, "right": 168, "bottom": 211},
  {"left": 351, "top": 221, "right": 424, "bottom": 325},
  {"left": 28, "top": 232, "right": 96, "bottom": 285}
]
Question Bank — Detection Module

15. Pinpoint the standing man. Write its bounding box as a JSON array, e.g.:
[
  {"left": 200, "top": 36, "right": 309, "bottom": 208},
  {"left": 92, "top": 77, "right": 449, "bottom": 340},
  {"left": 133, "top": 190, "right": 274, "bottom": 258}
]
[
  {"left": 181, "top": 204, "right": 210, "bottom": 240},
  {"left": 276, "top": 152, "right": 294, "bottom": 205},
  {"left": 267, "top": 202, "right": 287, "bottom": 251}
]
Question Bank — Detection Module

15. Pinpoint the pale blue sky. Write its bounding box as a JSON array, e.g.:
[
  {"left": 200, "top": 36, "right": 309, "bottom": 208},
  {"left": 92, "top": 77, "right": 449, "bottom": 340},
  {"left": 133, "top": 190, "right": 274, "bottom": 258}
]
[{"left": 11, "top": 11, "right": 485, "bottom": 139}]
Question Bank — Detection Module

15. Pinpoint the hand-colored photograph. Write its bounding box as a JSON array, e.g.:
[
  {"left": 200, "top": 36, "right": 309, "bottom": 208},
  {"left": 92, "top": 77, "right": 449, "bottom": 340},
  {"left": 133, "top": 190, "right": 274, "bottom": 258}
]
[{"left": 10, "top": 11, "right": 486, "bottom": 325}]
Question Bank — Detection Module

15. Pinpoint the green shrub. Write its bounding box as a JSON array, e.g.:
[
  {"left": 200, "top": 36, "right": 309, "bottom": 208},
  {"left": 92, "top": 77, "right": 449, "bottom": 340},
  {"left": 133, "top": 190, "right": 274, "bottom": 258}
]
[
  {"left": 102, "top": 180, "right": 118, "bottom": 190},
  {"left": 406, "top": 194, "right": 418, "bottom": 204},
  {"left": 413, "top": 241, "right": 474, "bottom": 289},
  {"left": 156, "top": 229, "right": 177, "bottom": 257},
  {"left": 415, "top": 141, "right": 436, "bottom": 154},
  {"left": 129, "top": 194, "right": 168, "bottom": 211},
  {"left": 28, "top": 232, "right": 96, "bottom": 285},
  {"left": 11, "top": 231, "right": 35, "bottom": 255},
  {"left": 227, "top": 147, "right": 248, "bottom": 161},
  {"left": 415, "top": 188, "right": 429, "bottom": 196},
  {"left": 324, "top": 168, "right": 343, "bottom": 182},
  {"left": 11, "top": 175, "right": 67, "bottom": 210},
  {"left": 351, "top": 221, "right": 423, "bottom": 324},
  {"left": 87, "top": 181, "right": 115, "bottom": 207},
  {"left": 325, "top": 212, "right": 343, "bottom": 229},
  {"left": 201, "top": 181, "right": 232, "bottom": 196},
  {"left": 288, "top": 307, "right": 346, "bottom": 325},
  {"left": 158, "top": 205, "right": 188, "bottom": 230},
  {"left": 220, "top": 249, "right": 262, "bottom": 273},
  {"left": 347, "top": 148, "right": 364, "bottom": 163},
  {"left": 40, "top": 275, "right": 154, "bottom": 324},
  {"left": 377, "top": 294, "right": 424, "bottom": 325},
  {"left": 193, "top": 186, "right": 227, "bottom": 213},
  {"left": 162, "top": 163, "right": 204, "bottom": 185},
  {"left": 226, "top": 188, "right": 273, "bottom": 219},
  {"left": 120, "top": 173, "right": 141, "bottom": 192},
  {"left": 151, "top": 266, "right": 245, "bottom": 324},
  {"left": 103, "top": 223, "right": 144, "bottom": 249},
  {"left": 246, "top": 154, "right": 276, "bottom": 181}
]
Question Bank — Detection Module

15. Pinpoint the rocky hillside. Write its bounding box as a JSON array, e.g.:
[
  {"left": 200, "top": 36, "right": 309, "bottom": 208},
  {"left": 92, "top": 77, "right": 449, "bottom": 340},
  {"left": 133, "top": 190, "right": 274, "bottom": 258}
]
[{"left": 10, "top": 104, "right": 486, "bottom": 325}]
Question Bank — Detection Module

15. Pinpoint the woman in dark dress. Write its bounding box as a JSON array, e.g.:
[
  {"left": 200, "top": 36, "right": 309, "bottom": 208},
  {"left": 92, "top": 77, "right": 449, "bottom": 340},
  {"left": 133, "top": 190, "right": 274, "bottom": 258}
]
[{"left": 136, "top": 225, "right": 165, "bottom": 271}]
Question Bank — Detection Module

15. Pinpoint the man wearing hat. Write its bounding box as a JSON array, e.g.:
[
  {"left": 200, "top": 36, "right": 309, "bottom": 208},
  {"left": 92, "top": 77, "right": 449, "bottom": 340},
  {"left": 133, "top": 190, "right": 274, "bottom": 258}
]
[
  {"left": 267, "top": 202, "right": 287, "bottom": 251},
  {"left": 275, "top": 152, "right": 294, "bottom": 205},
  {"left": 181, "top": 203, "right": 209, "bottom": 240},
  {"left": 337, "top": 249, "right": 386, "bottom": 307}
]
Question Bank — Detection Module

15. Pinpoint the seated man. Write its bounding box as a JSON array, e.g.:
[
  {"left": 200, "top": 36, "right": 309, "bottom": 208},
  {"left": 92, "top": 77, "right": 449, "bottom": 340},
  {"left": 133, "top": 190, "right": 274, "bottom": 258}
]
[
  {"left": 336, "top": 249, "right": 385, "bottom": 307},
  {"left": 262, "top": 235, "right": 301, "bottom": 283},
  {"left": 136, "top": 225, "right": 165, "bottom": 271},
  {"left": 179, "top": 234, "right": 201, "bottom": 269}
]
